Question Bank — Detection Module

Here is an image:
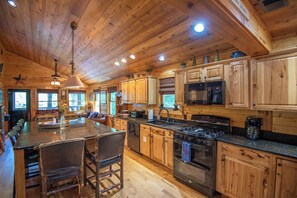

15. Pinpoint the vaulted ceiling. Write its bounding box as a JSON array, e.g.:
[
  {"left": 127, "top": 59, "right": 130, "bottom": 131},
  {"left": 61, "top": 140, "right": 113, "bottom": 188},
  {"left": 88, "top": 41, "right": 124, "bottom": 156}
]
[{"left": 0, "top": 0, "right": 296, "bottom": 85}]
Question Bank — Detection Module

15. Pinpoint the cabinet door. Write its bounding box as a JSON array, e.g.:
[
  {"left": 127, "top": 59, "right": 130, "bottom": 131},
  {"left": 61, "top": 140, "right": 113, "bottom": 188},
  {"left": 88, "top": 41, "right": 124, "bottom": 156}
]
[
  {"left": 275, "top": 159, "right": 297, "bottom": 198},
  {"left": 175, "top": 71, "right": 184, "bottom": 105},
  {"left": 252, "top": 56, "right": 297, "bottom": 110},
  {"left": 140, "top": 127, "right": 151, "bottom": 157},
  {"left": 219, "top": 155, "right": 270, "bottom": 198},
  {"left": 151, "top": 132, "right": 165, "bottom": 164},
  {"left": 121, "top": 82, "right": 128, "bottom": 103},
  {"left": 120, "top": 120, "right": 128, "bottom": 146},
  {"left": 128, "top": 80, "right": 136, "bottom": 103},
  {"left": 135, "top": 78, "right": 147, "bottom": 103},
  {"left": 204, "top": 64, "right": 224, "bottom": 81},
  {"left": 187, "top": 68, "right": 203, "bottom": 83},
  {"left": 164, "top": 136, "right": 173, "bottom": 169},
  {"left": 113, "top": 118, "right": 121, "bottom": 130},
  {"left": 227, "top": 60, "right": 249, "bottom": 108}
]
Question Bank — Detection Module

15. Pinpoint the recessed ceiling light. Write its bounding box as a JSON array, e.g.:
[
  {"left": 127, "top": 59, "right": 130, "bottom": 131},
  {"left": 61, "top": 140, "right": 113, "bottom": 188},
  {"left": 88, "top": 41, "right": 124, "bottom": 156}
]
[
  {"left": 130, "top": 54, "right": 136, "bottom": 59},
  {"left": 194, "top": 23, "right": 205, "bottom": 33},
  {"left": 7, "top": 0, "right": 16, "bottom": 7},
  {"left": 115, "top": 61, "right": 120, "bottom": 66},
  {"left": 159, "top": 55, "right": 165, "bottom": 61},
  {"left": 121, "top": 58, "right": 127, "bottom": 63}
]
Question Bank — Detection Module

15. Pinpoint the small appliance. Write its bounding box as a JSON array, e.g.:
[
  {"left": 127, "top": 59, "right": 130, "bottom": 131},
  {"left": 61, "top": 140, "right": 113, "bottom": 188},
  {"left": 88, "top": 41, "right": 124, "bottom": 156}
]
[
  {"left": 130, "top": 110, "right": 145, "bottom": 118},
  {"left": 245, "top": 116, "right": 262, "bottom": 140}
]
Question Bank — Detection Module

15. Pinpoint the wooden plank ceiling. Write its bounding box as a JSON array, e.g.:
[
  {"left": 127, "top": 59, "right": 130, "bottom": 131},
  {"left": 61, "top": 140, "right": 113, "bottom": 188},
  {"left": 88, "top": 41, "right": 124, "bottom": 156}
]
[
  {"left": 0, "top": 0, "right": 295, "bottom": 84},
  {"left": 249, "top": 0, "right": 297, "bottom": 39},
  {"left": 0, "top": 0, "right": 236, "bottom": 84}
]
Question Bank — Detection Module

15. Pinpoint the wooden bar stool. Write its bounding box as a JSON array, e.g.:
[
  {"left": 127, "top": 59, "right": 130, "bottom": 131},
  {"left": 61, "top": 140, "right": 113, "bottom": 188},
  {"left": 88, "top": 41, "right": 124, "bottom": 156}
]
[{"left": 84, "top": 131, "right": 126, "bottom": 198}]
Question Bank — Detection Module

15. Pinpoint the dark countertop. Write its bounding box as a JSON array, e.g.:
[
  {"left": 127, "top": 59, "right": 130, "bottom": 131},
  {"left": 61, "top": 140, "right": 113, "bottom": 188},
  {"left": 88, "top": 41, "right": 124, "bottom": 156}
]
[
  {"left": 114, "top": 116, "right": 188, "bottom": 131},
  {"left": 14, "top": 118, "right": 118, "bottom": 150},
  {"left": 217, "top": 135, "right": 297, "bottom": 159}
]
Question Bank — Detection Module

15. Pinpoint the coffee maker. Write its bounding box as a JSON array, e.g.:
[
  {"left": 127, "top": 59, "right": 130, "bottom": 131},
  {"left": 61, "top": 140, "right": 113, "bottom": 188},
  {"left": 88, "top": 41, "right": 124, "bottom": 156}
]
[{"left": 245, "top": 116, "right": 262, "bottom": 140}]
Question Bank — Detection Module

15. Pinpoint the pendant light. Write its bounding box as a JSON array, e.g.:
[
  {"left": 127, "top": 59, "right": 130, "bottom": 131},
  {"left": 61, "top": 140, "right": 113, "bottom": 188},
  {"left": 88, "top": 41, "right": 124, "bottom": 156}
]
[
  {"left": 51, "top": 59, "right": 61, "bottom": 86},
  {"left": 63, "top": 21, "right": 84, "bottom": 88}
]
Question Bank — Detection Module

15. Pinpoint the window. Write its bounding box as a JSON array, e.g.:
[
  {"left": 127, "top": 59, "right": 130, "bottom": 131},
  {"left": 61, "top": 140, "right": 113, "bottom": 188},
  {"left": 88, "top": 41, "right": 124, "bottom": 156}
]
[
  {"left": 110, "top": 92, "right": 117, "bottom": 115},
  {"left": 159, "top": 77, "right": 175, "bottom": 109},
  {"left": 37, "top": 91, "right": 58, "bottom": 110},
  {"left": 162, "top": 94, "right": 175, "bottom": 108},
  {"left": 68, "top": 91, "right": 86, "bottom": 111},
  {"left": 95, "top": 93, "right": 100, "bottom": 112},
  {"left": 100, "top": 91, "right": 107, "bottom": 104},
  {"left": 13, "top": 92, "right": 27, "bottom": 110}
]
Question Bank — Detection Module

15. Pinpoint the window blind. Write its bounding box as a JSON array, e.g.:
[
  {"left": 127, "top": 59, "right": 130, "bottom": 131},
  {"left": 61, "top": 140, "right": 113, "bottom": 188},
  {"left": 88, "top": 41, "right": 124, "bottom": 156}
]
[{"left": 159, "top": 77, "right": 175, "bottom": 94}]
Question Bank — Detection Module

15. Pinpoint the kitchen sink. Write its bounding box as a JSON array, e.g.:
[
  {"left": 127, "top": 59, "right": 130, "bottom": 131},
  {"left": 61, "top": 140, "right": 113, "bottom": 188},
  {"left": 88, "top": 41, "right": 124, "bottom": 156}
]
[{"left": 147, "top": 120, "right": 175, "bottom": 127}]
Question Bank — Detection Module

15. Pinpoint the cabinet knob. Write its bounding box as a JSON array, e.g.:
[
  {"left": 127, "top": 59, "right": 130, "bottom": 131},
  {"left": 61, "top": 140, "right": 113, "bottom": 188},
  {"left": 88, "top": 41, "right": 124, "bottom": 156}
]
[
  {"left": 229, "top": 102, "right": 233, "bottom": 105},
  {"left": 278, "top": 163, "right": 282, "bottom": 167}
]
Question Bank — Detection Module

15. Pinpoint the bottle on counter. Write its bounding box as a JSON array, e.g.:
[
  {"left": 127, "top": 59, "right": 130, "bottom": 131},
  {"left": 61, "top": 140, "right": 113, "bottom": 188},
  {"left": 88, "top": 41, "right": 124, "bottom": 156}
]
[{"left": 60, "top": 115, "right": 66, "bottom": 140}]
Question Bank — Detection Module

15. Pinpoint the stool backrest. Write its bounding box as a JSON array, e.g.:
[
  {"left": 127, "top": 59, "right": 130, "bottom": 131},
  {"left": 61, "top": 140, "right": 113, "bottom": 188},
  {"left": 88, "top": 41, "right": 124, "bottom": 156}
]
[
  {"left": 95, "top": 131, "right": 126, "bottom": 161},
  {"left": 39, "top": 138, "right": 84, "bottom": 174},
  {"left": 8, "top": 130, "right": 18, "bottom": 146}
]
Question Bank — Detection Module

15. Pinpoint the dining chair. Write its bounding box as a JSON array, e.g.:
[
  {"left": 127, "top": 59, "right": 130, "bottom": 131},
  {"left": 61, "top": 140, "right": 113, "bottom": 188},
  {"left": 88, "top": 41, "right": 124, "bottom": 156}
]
[
  {"left": 38, "top": 138, "right": 85, "bottom": 198},
  {"left": 84, "top": 131, "right": 126, "bottom": 198}
]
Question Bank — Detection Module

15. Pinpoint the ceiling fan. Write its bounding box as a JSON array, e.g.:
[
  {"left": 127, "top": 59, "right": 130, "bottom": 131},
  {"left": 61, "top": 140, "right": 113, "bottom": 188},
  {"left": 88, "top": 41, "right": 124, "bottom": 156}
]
[{"left": 13, "top": 74, "right": 26, "bottom": 85}]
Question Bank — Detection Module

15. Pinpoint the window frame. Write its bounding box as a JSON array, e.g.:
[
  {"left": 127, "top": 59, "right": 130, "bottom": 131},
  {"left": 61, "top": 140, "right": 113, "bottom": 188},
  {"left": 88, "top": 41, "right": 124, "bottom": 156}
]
[
  {"left": 68, "top": 91, "right": 86, "bottom": 112},
  {"left": 37, "top": 90, "right": 59, "bottom": 111},
  {"left": 13, "top": 91, "right": 28, "bottom": 111},
  {"left": 109, "top": 91, "right": 117, "bottom": 115},
  {"left": 161, "top": 93, "right": 175, "bottom": 109}
]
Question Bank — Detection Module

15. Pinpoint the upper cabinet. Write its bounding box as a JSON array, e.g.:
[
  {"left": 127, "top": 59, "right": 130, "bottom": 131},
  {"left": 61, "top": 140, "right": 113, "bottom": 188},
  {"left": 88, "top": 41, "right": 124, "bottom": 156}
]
[
  {"left": 186, "top": 64, "right": 224, "bottom": 83},
  {"left": 251, "top": 56, "right": 297, "bottom": 111},
  {"left": 175, "top": 71, "right": 185, "bottom": 105},
  {"left": 121, "top": 77, "right": 156, "bottom": 105},
  {"left": 225, "top": 60, "right": 249, "bottom": 108}
]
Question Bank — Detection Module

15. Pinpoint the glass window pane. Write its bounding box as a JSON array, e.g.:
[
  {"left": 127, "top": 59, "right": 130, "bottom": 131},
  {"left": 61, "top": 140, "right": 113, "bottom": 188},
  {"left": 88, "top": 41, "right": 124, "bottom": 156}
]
[
  {"left": 68, "top": 93, "right": 86, "bottom": 112},
  {"left": 37, "top": 92, "right": 58, "bottom": 110},
  {"left": 163, "top": 94, "right": 175, "bottom": 108},
  {"left": 111, "top": 92, "right": 116, "bottom": 101},
  {"left": 14, "top": 92, "right": 27, "bottom": 110}
]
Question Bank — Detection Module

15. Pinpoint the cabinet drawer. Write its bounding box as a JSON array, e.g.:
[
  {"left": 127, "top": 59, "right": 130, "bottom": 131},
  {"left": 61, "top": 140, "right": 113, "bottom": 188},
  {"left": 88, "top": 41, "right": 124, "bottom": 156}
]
[
  {"left": 151, "top": 127, "right": 165, "bottom": 136},
  {"left": 121, "top": 120, "right": 127, "bottom": 126},
  {"left": 165, "top": 130, "right": 173, "bottom": 139},
  {"left": 140, "top": 124, "right": 151, "bottom": 131},
  {"left": 219, "top": 142, "right": 272, "bottom": 166}
]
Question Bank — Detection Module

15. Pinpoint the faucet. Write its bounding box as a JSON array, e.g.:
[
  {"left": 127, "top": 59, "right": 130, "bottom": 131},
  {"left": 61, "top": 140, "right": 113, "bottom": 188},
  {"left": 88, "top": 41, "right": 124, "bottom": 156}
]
[{"left": 158, "top": 107, "right": 170, "bottom": 123}]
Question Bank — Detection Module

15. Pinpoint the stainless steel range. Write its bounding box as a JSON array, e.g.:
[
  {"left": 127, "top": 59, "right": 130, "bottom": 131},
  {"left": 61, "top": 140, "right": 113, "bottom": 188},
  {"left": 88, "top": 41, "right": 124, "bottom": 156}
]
[{"left": 173, "top": 115, "right": 230, "bottom": 198}]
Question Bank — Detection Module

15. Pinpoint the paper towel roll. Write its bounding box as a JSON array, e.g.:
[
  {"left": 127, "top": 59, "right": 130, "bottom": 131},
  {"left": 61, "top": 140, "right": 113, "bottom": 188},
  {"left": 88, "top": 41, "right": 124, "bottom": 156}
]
[{"left": 148, "top": 109, "right": 154, "bottom": 120}]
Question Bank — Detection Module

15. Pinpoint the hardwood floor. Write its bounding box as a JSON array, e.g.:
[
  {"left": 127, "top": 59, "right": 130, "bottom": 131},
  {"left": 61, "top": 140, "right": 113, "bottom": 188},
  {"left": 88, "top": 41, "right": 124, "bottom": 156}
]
[{"left": 1, "top": 139, "right": 206, "bottom": 198}]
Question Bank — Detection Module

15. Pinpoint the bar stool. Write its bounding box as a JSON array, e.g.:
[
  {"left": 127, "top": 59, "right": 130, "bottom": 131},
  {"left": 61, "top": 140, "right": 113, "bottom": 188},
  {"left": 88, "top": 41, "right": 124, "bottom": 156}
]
[
  {"left": 39, "top": 138, "right": 85, "bottom": 197},
  {"left": 84, "top": 131, "right": 126, "bottom": 198}
]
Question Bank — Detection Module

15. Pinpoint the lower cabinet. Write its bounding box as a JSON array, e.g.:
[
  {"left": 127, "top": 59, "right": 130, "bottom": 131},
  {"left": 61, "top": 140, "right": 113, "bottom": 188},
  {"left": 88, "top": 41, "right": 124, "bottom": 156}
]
[
  {"left": 216, "top": 142, "right": 275, "bottom": 198},
  {"left": 140, "top": 125, "right": 173, "bottom": 169},
  {"left": 113, "top": 118, "right": 128, "bottom": 146},
  {"left": 275, "top": 158, "right": 297, "bottom": 198}
]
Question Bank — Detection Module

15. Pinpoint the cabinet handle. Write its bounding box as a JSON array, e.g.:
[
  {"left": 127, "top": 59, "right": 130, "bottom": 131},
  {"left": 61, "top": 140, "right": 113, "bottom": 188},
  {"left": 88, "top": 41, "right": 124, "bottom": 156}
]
[{"left": 277, "top": 163, "right": 282, "bottom": 167}]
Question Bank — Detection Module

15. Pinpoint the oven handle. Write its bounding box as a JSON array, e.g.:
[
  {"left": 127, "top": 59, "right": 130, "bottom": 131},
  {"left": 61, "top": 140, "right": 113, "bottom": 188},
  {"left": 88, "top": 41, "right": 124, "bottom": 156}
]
[
  {"left": 174, "top": 139, "right": 210, "bottom": 152},
  {"left": 175, "top": 157, "right": 211, "bottom": 172}
]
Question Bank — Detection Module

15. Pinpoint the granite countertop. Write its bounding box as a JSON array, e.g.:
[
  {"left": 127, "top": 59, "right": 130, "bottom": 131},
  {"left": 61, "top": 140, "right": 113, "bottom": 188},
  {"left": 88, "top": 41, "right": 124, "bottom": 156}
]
[
  {"left": 217, "top": 135, "right": 297, "bottom": 159},
  {"left": 114, "top": 116, "right": 188, "bottom": 131}
]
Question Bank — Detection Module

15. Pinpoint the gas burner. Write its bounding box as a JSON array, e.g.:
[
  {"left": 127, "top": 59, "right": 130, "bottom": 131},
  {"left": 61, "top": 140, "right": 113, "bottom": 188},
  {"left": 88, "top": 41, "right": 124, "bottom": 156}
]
[{"left": 178, "top": 126, "right": 225, "bottom": 139}]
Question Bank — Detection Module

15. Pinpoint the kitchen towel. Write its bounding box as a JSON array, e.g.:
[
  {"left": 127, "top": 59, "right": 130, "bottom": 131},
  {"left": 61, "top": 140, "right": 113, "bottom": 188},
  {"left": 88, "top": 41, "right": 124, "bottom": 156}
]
[{"left": 182, "top": 142, "right": 191, "bottom": 163}]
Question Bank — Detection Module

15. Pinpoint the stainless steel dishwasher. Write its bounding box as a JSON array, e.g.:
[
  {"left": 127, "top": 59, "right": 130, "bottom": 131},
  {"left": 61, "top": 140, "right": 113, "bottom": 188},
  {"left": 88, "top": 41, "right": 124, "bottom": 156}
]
[{"left": 127, "top": 120, "right": 140, "bottom": 153}]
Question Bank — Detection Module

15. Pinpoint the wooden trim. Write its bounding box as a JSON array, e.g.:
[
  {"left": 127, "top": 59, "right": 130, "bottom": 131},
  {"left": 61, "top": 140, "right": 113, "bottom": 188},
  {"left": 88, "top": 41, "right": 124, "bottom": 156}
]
[{"left": 14, "top": 149, "right": 26, "bottom": 198}]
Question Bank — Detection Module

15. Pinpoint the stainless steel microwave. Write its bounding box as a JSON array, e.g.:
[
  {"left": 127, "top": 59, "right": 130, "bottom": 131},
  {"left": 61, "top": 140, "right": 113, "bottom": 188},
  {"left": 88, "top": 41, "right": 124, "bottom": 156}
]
[{"left": 184, "top": 81, "right": 225, "bottom": 105}]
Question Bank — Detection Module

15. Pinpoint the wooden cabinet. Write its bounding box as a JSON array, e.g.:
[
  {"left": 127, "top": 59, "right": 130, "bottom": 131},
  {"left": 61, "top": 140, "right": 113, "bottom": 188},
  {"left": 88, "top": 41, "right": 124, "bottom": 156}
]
[
  {"left": 164, "top": 130, "right": 173, "bottom": 169},
  {"left": 128, "top": 80, "right": 136, "bottom": 103},
  {"left": 120, "top": 120, "right": 128, "bottom": 146},
  {"left": 187, "top": 68, "right": 203, "bottom": 82},
  {"left": 150, "top": 127, "right": 165, "bottom": 165},
  {"left": 121, "top": 81, "right": 128, "bottom": 103},
  {"left": 113, "top": 118, "right": 121, "bottom": 130},
  {"left": 122, "top": 77, "right": 156, "bottom": 104},
  {"left": 186, "top": 64, "right": 224, "bottom": 83},
  {"left": 140, "top": 124, "right": 151, "bottom": 157},
  {"left": 275, "top": 158, "right": 297, "bottom": 198},
  {"left": 251, "top": 56, "right": 297, "bottom": 110},
  {"left": 204, "top": 64, "right": 224, "bottom": 81},
  {"left": 175, "top": 71, "right": 185, "bottom": 105},
  {"left": 217, "top": 142, "right": 276, "bottom": 198},
  {"left": 136, "top": 78, "right": 147, "bottom": 103},
  {"left": 225, "top": 60, "right": 249, "bottom": 108}
]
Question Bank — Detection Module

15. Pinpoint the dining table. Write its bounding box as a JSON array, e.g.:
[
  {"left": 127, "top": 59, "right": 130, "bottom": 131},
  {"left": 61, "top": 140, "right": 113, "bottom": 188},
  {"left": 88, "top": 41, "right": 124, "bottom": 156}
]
[{"left": 13, "top": 118, "right": 118, "bottom": 198}]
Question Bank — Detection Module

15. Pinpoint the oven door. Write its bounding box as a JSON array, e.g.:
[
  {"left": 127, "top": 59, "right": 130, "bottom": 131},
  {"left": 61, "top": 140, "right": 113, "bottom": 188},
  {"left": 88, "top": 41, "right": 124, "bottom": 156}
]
[
  {"left": 174, "top": 139, "right": 214, "bottom": 167},
  {"left": 174, "top": 157, "right": 214, "bottom": 197}
]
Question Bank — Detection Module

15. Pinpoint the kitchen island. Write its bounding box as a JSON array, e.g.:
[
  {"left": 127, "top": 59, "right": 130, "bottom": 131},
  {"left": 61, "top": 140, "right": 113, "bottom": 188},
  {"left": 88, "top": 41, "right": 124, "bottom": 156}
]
[{"left": 14, "top": 118, "right": 119, "bottom": 198}]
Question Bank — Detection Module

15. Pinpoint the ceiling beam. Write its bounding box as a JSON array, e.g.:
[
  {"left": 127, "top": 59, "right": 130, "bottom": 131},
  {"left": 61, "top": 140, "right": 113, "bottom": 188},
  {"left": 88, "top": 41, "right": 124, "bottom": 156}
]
[{"left": 162, "top": 0, "right": 272, "bottom": 56}]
